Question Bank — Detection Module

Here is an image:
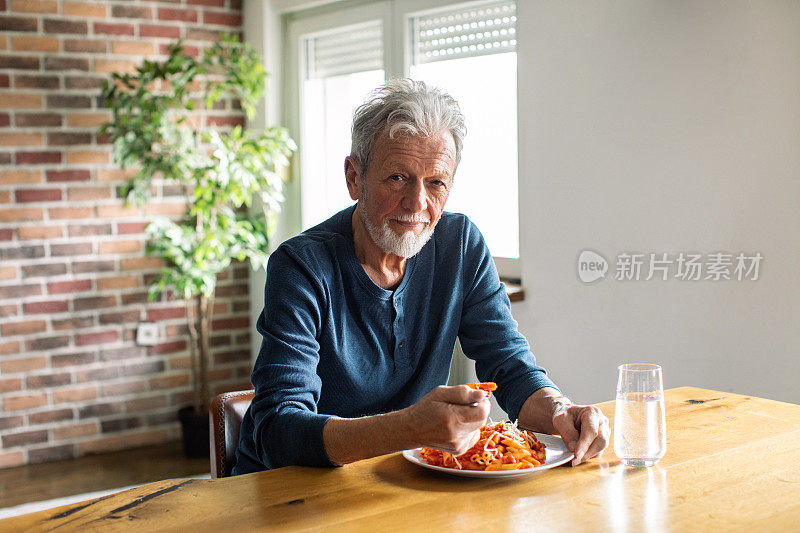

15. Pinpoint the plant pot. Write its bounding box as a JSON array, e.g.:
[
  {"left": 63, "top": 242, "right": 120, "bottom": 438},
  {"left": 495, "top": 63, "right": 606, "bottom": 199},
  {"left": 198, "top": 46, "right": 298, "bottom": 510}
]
[{"left": 178, "top": 406, "right": 210, "bottom": 458}]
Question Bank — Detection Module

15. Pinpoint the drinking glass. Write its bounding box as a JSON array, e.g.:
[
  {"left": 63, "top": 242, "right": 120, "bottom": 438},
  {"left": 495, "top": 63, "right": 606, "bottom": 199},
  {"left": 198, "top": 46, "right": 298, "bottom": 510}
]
[{"left": 613, "top": 363, "right": 666, "bottom": 467}]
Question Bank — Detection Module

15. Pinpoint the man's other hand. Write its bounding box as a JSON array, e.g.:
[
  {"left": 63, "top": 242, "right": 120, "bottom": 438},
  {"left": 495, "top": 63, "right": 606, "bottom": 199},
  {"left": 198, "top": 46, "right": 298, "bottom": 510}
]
[
  {"left": 404, "top": 385, "right": 490, "bottom": 456},
  {"left": 552, "top": 403, "right": 610, "bottom": 466}
]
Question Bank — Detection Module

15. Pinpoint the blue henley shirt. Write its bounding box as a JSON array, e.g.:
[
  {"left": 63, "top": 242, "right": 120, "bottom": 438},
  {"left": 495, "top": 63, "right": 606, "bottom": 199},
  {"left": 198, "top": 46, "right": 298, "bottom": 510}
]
[{"left": 232, "top": 205, "right": 556, "bottom": 474}]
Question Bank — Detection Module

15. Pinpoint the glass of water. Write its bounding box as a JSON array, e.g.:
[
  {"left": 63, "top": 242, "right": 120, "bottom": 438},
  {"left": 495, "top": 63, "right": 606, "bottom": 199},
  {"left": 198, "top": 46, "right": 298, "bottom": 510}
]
[{"left": 614, "top": 363, "right": 666, "bottom": 467}]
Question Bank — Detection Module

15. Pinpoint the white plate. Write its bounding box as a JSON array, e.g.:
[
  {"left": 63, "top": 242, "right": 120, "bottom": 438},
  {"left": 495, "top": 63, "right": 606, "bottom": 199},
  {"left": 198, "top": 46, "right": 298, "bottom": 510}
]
[{"left": 402, "top": 432, "right": 574, "bottom": 478}]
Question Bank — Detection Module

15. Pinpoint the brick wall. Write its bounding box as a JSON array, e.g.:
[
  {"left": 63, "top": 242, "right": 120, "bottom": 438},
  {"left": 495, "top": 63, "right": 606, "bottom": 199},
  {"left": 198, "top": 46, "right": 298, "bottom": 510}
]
[{"left": 0, "top": 0, "right": 253, "bottom": 469}]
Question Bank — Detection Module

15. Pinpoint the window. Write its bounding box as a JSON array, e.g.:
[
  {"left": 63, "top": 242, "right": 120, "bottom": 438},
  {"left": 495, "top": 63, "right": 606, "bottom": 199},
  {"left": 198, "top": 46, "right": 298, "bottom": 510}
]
[{"left": 286, "top": 0, "right": 520, "bottom": 270}]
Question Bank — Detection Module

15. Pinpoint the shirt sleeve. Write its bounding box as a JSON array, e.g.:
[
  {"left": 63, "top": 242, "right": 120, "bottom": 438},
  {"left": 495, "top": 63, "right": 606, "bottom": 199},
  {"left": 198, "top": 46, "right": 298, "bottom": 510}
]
[
  {"left": 246, "top": 245, "right": 337, "bottom": 468},
  {"left": 457, "top": 218, "right": 558, "bottom": 421}
]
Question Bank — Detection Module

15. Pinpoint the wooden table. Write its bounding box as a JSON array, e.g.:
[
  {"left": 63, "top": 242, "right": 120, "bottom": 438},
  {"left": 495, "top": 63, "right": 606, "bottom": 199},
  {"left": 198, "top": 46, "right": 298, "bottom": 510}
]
[{"left": 3, "top": 387, "right": 799, "bottom": 532}]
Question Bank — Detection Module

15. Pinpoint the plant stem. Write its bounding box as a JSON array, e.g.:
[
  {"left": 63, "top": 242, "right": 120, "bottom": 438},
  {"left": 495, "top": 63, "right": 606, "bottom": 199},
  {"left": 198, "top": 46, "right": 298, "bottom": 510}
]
[
  {"left": 198, "top": 293, "right": 211, "bottom": 414},
  {"left": 185, "top": 296, "right": 202, "bottom": 414}
]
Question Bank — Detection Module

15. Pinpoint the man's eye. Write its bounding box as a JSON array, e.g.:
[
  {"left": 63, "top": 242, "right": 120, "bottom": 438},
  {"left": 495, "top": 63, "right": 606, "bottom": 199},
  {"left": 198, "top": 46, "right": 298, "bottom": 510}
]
[{"left": 389, "top": 174, "right": 404, "bottom": 182}]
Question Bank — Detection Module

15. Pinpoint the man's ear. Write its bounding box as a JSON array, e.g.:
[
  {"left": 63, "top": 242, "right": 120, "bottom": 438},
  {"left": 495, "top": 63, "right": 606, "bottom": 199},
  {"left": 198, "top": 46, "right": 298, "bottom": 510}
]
[{"left": 345, "top": 156, "right": 361, "bottom": 201}]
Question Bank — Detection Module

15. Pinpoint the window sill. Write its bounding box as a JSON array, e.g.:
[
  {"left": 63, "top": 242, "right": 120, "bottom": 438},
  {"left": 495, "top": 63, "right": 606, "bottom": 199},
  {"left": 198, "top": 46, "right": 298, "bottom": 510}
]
[{"left": 504, "top": 281, "right": 525, "bottom": 303}]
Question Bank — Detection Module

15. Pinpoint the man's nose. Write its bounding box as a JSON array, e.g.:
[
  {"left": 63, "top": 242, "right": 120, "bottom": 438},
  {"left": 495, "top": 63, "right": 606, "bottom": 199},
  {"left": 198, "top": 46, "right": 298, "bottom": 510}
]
[{"left": 402, "top": 179, "right": 426, "bottom": 212}]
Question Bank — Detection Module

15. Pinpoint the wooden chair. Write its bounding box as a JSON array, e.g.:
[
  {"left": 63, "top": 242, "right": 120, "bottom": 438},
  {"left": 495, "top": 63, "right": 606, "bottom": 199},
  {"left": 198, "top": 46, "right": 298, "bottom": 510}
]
[{"left": 209, "top": 389, "right": 255, "bottom": 479}]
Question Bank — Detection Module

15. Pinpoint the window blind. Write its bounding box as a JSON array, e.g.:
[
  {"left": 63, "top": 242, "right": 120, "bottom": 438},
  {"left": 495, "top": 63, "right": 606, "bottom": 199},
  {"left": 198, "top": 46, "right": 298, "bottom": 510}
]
[
  {"left": 411, "top": 1, "right": 516, "bottom": 65},
  {"left": 305, "top": 21, "right": 383, "bottom": 79}
]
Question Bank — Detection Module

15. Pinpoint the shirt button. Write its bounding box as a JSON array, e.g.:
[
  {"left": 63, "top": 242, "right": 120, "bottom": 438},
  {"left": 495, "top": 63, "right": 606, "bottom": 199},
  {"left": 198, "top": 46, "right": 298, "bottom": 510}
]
[{"left": 398, "top": 340, "right": 405, "bottom": 348}]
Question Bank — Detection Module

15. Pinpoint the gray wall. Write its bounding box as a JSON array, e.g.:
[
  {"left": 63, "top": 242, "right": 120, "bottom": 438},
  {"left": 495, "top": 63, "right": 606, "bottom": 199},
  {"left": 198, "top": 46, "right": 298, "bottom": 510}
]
[{"left": 515, "top": 1, "right": 800, "bottom": 404}]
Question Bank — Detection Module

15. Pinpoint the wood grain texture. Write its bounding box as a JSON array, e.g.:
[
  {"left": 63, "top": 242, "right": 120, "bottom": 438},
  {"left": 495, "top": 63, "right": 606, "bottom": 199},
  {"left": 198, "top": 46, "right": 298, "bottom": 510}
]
[{"left": 3, "top": 387, "right": 799, "bottom": 532}]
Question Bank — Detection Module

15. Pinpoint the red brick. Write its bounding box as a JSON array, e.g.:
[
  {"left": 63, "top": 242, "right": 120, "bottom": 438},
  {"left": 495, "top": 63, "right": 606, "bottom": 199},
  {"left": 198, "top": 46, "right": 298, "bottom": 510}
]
[
  {"left": 207, "top": 115, "right": 245, "bottom": 128},
  {"left": 72, "top": 260, "right": 115, "bottom": 273},
  {"left": 0, "top": 340, "right": 21, "bottom": 355},
  {"left": 0, "top": 169, "right": 42, "bottom": 184},
  {"left": 16, "top": 151, "right": 61, "bottom": 165},
  {"left": 117, "top": 221, "right": 149, "bottom": 234},
  {"left": 0, "top": 131, "right": 42, "bottom": 146},
  {"left": 48, "top": 132, "right": 92, "bottom": 146},
  {"left": 51, "top": 352, "right": 95, "bottom": 367},
  {"left": 0, "top": 207, "right": 44, "bottom": 222},
  {"left": 66, "top": 112, "right": 110, "bottom": 128},
  {"left": 62, "top": 1, "right": 107, "bottom": 18},
  {"left": 96, "top": 275, "right": 139, "bottom": 290},
  {"left": 53, "top": 386, "right": 97, "bottom": 403},
  {"left": 0, "top": 16, "right": 39, "bottom": 32},
  {"left": 17, "top": 226, "right": 63, "bottom": 241},
  {"left": 0, "top": 55, "right": 40, "bottom": 70},
  {"left": 146, "top": 306, "right": 186, "bottom": 321},
  {"left": 51, "top": 242, "right": 92, "bottom": 256},
  {"left": 22, "top": 262, "right": 66, "bottom": 276},
  {"left": 0, "top": 112, "right": 9, "bottom": 126},
  {"left": 96, "top": 204, "right": 140, "bottom": 218},
  {"left": 203, "top": 11, "right": 242, "bottom": 26},
  {"left": 68, "top": 186, "right": 111, "bottom": 201},
  {"left": 68, "top": 223, "right": 113, "bottom": 237},
  {"left": 158, "top": 7, "right": 198, "bottom": 22},
  {"left": 28, "top": 409, "right": 75, "bottom": 424},
  {"left": 26, "top": 335, "right": 70, "bottom": 351},
  {"left": 0, "top": 451, "right": 25, "bottom": 469},
  {"left": 0, "top": 319, "right": 46, "bottom": 336},
  {"left": 15, "top": 112, "right": 62, "bottom": 127},
  {"left": 0, "top": 266, "right": 16, "bottom": 281},
  {"left": 48, "top": 279, "right": 91, "bottom": 294},
  {"left": 47, "top": 95, "right": 91, "bottom": 109},
  {"left": 27, "top": 373, "right": 71, "bottom": 388},
  {"left": 112, "top": 5, "right": 153, "bottom": 19},
  {"left": 0, "top": 93, "right": 42, "bottom": 108},
  {"left": 0, "top": 379, "right": 23, "bottom": 394},
  {"left": 185, "top": 28, "right": 224, "bottom": 42},
  {"left": 73, "top": 295, "right": 118, "bottom": 311},
  {"left": 146, "top": 340, "right": 187, "bottom": 355},
  {"left": 65, "top": 76, "right": 105, "bottom": 91},
  {"left": 11, "top": 35, "right": 58, "bottom": 52},
  {"left": 18, "top": 226, "right": 62, "bottom": 241},
  {"left": 187, "top": 0, "right": 224, "bottom": 6},
  {"left": 2, "top": 392, "right": 47, "bottom": 411},
  {"left": 0, "top": 244, "right": 44, "bottom": 260},
  {"left": 0, "top": 228, "right": 11, "bottom": 240},
  {"left": 47, "top": 169, "right": 91, "bottom": 182},
  {"left": 45, "top": 57, "right": 90, "bottom": 72},
  {"left": 23, "top": 300, "right": 68, "bottom": 314},
  {"left": 94, "top": 22, "right": 134, "bottom": 35},
  {"left": 15, "top": 188, "right": 62, "bottom": 202},
  {"left": 138, "top": 23, "right": 181, "bottom": 39},
  {"left": 10, "top": 0, "right": 57, "bottom": 13},
  {"left": 52, "top": 315, "right": 94, "bottom": 330},
  {"left": 64, "top": 38, "right": 106, "bottom": 53},
  {"left": 14, "top": 75, "right": 59, "bottom": 89},
  {"left": 28, "top": 445, "right": 75, "bottom": 464},
  {"left": 43, "top": 18, "right": 87, "bottom": 34},
  {"left": 48, "top": 206, "right": 92, "bottom": 219},
  {"left": 121, "top": 256, "right": 163, "bottom": 270},
  {"left": 112, "top": 40, "right": 155, "bottom": 55},
  {"left": 97, "top": 240, "right": 142, "bottom": 254},
  {"left": 75, "top": 330, "right": 119, "bottom": 346},
  {"left": 98, "top": 310, "right": 140, "bottom": 324},
  {"left": 66, "top": 149, "right": 109, "bottom": 164},
  {"left": 2, "top": 429, "right": 48, "bottom": 448},
  {"left": 53, "top": 423, "right": 97, "bottom": 440}
]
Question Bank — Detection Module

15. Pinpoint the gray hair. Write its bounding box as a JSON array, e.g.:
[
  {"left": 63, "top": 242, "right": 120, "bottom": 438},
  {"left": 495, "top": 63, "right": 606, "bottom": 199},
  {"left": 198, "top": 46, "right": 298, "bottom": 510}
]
[{"left": 350, "top": 78, "right": 466, "bottom": 175}]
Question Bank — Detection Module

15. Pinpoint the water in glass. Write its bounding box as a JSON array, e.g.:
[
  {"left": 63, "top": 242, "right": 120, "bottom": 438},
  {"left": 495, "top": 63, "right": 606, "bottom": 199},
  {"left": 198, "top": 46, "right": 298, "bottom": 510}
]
[{"left": 613, "top": 364, "right": 666, "bottom": 467}]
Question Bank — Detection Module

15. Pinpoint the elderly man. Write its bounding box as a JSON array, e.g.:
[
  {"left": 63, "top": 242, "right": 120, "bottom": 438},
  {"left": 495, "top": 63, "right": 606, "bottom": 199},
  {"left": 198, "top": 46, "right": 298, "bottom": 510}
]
[{"left": 232, "top": 79, "right": 609, "bottom": 474}]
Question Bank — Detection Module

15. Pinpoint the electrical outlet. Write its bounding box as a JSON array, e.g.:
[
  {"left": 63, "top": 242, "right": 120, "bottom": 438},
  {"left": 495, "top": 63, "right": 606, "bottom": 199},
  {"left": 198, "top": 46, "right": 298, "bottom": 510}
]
[{"left": 136, "top": 323, "right": 158, "bottom": 346}]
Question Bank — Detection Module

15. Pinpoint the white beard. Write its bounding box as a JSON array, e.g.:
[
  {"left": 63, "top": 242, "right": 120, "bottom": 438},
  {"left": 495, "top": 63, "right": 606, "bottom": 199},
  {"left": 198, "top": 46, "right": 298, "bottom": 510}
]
[{"left": 359, "top": 208, "right": 434, "bottom": 258}]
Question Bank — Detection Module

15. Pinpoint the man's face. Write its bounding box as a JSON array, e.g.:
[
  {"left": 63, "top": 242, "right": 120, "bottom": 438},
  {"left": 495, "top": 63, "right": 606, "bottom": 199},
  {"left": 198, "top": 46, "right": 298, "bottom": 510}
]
[{"left": 348, "top": 129, "right": 456, "bottom": 258}]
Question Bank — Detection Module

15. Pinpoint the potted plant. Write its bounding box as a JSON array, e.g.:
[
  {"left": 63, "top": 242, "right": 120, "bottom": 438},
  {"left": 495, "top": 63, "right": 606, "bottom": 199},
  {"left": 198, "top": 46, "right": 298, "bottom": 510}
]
[{"left": 99, "top": 36, "right": 295, "bottom": 457}]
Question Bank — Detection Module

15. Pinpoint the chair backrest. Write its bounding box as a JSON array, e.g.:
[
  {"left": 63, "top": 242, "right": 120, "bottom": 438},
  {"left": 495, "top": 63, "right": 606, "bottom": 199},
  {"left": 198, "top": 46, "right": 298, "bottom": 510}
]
[{"left": 209, "top": 389, "right": 254, "bottom": 479}]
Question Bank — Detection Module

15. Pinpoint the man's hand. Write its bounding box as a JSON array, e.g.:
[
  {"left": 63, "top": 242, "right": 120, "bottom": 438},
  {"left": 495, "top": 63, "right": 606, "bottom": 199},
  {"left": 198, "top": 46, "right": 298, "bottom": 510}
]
[
  {"left": 518, "top": 388, "right": 610, "bottom": 466},
  {"left": 552, "top": 403, "right": 609, "bottom": 466},
  {"left": 404, "top": 385, "right": 491, "bottom": 455},
  {"left": 322, "top": 385, "right": 490, "bottom": 465}
]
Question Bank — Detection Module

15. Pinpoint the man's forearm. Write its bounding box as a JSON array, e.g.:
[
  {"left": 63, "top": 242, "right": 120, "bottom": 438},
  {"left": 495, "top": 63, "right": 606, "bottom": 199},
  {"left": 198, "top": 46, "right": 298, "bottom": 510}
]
[
  {"left": 517, "top": 386, "right": 573, "bottom": 433},
  {"left": 322, "top": 409, "right": 416, "bottom": 465}
]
